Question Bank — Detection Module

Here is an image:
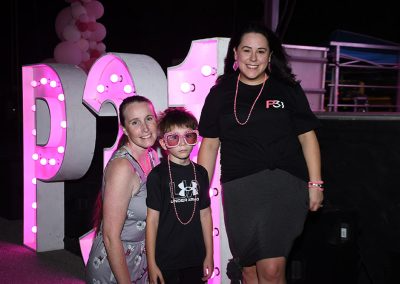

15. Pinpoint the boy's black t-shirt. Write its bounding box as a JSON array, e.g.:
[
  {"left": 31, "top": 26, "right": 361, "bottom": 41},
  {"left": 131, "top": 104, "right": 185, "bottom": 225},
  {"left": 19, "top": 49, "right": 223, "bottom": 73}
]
[
  {"left": 146, "top": 160, "right": 210, "bottom": 270},
  {"left": 199, "top": 74, "right": 321, "bottom": 183}
]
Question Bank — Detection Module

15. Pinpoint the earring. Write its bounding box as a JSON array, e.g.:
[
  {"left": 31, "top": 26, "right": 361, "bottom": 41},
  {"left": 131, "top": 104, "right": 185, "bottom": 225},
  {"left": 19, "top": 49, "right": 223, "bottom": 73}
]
[
  {"left": 233, "top": 61, "right": 238, "bottom": 71},
  {"left": 267, "top": 55, "right": 272, "bottom": 73}
]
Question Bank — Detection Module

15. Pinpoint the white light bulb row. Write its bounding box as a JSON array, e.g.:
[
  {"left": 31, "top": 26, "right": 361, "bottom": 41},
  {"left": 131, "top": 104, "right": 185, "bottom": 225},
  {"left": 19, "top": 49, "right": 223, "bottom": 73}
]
[
  {"left": 30, "top": 78, "right": 59, "bottom": 88},
  {"left": 96, "top": 74, "right": 134, "bottom": 95},
  {"left": 180, "top": 65, "right": 216, "bottom": 94}
]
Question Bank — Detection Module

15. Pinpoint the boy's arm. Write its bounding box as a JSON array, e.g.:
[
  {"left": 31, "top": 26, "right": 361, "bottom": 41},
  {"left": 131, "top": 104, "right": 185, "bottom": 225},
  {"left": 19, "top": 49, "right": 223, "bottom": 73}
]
[
  {"left": 200, "top": 207, "right": 214, "bottom": 281},
  {"left": 146, "top": 208, "right": 164, "bottom": 284}
]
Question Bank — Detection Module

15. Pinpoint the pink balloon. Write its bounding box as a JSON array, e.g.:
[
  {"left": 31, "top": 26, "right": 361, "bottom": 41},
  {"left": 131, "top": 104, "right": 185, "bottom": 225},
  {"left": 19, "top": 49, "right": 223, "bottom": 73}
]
[
  {"left": 54, "top": 41, "right": 82, "bottom": 65},
  {"left": 89, "top": 40, "right": 97, "bottom": 49},
  {"left": 62, "top": 24, "right": 81, "bottom": 42},
  {"left": 76, "top": 21, "right": 88, "bottom": 32},
  {"left": 96, "top": 42, "right": 106, "bottom": 53},
  {"left": 79, "top": 14, "right": 90, "bottom": 23},
  {"left": 87, "top": 21, "right": 97, "bottom": 32},
  {"left": 84, "top": 1, "right": 104, "bottom": 19},
  {"left": 89, "top": 22, "right": 106, "bottom": 41},
  {"left": 77, "top": 38, "right": 89, "bottom": 51},
  {"left": 83, "top": 57, "right": 98, "bottom": 72},
  {"left": 55, "top": 7, "right": 72, "bottom": 40},
  {"left": 81, "top": 50, "right": 90, "bottom": 62},
  {"left": 90, "top": 49, "right": 101, "bottom": 59},
  {"left": 71, "top": 3, "right": 87, "bottom": 19},
  {"left": 81, "top": 31, "right": 92, "bottom": 39}
]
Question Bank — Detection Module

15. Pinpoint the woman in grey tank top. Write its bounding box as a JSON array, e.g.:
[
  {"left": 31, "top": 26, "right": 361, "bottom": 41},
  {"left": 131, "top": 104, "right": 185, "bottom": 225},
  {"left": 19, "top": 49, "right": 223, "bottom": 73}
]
[{"left": 86, "top": 96, "right": 159, "bottom": 284}]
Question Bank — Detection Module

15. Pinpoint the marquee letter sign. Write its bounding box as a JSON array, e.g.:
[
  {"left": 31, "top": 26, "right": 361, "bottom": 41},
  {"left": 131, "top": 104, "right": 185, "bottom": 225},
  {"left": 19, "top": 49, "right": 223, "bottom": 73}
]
[{"left": 22, "top": 38, "right": 230, "bottom": 283}]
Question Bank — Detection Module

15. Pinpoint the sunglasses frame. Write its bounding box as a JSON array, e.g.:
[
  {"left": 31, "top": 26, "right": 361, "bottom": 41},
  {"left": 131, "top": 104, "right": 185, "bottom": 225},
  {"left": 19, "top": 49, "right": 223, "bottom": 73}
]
[{"left": 163, "top": 129, "right": 199, "bottom": 148}]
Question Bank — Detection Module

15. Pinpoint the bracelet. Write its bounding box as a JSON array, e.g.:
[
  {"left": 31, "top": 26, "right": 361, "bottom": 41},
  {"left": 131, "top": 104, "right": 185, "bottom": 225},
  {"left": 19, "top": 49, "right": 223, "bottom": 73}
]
[
  {"left": 308, "top": 181, "right": 324, "bottom": 191},
  {"left": 308, "top": 182, "right": 323, "bottom": 188},
  {"left": 308, "top": 185, "right": 324, "bottom": 191},
  {"left": 308, "top": 181, "right": 324, "bottom": 185}
]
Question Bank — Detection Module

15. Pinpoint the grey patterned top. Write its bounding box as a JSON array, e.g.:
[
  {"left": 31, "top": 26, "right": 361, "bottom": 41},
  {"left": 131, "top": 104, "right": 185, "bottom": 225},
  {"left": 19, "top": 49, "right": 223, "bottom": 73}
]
[{"left": 85, "top": 146, "right": 158, "bottom": 284}]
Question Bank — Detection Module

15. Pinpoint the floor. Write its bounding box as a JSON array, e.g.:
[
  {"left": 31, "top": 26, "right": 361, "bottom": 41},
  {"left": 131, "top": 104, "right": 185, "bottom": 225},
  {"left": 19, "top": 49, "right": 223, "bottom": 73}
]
[{"left": 0, "top": 217, "right": 85, "bottom": 283}]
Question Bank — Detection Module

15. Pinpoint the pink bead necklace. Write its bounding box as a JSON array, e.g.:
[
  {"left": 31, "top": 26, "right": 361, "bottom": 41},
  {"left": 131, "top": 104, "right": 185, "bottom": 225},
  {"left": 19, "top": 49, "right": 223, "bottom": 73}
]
[
  {"left": 167, "top": 156, "right": 197, "bottom": 225},
  {"left": 233, "top": 73, "right": 267, "bottom": 125}
]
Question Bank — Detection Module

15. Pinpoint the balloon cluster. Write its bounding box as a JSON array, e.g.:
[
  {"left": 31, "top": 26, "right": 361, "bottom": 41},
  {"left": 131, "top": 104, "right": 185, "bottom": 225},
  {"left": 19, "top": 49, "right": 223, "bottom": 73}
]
[{"left": 54, "top": 0, "right": 106, "bottom": 72}]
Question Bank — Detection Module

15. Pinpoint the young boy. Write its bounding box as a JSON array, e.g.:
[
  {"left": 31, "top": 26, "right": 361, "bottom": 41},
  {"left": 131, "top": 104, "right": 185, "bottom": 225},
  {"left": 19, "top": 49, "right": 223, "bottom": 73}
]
[{"left": 146, "top": 107, "right": 214, "bottom": 284}]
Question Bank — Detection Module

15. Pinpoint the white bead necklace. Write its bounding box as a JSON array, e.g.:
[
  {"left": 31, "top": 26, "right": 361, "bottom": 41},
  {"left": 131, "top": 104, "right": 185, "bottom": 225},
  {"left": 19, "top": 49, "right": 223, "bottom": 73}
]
[
  {"left": 233, "top": 73, "right": 267, "bottom": 125},
  {"left": 167, "top": 157, "right": 197, "bottom": 225}
]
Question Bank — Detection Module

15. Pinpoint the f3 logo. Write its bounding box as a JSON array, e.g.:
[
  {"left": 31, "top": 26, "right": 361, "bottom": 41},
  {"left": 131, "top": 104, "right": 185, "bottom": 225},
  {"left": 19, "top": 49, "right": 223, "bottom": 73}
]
[{"left": 266, "top": 100, "right": 285, "bottom": 109}]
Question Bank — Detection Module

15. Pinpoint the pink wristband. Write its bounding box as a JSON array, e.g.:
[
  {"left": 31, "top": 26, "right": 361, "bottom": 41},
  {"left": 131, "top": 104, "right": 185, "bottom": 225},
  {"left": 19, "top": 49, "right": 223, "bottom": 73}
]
[{"left": 308, "top": 184, "right": 324, "bottom": 191}]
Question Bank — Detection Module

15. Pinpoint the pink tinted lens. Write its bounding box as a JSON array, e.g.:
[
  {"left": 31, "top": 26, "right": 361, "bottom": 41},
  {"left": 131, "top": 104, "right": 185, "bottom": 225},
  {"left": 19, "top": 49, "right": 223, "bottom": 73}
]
[
  {"left": 184, "top": 132, "right": 198, "bottom": 145},
  {"left": 166, "top": 133, "right": 180, "bottom": 147}
]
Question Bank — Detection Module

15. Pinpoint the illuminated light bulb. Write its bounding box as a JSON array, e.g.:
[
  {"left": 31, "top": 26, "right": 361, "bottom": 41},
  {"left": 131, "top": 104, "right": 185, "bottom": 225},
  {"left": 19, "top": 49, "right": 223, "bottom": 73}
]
[
  {"left": 60, "top": 121, "right": 67, "bottom": 128},
  {"left": 32, "top": 226, "right": 37, "bottom": 233},
  {"left": 32, "top": 178, "right": 37, "bottom": 184},
  {"left": 57, "top": 146, "right": 65, "bottom": 153},
  {"left": 213, "top": 228, "right": 219, "bottom": 237},
  {"left": 96, "top": 84, "right": 106, "bottom": 93},
  {"left": 180, "top": 82, "right": 195, "bottom": 93},
  {"left": 110, "top": 74, "right": 121, "bottom": 83},
  {"left": 32, "top": 202, "right": 37, "bottom": 209},
  {"left": 123, "top": 85, "right": 133, "bottom": 94},
  {"left": 32, "top": 129, "right": 37, "bottom": 136},
  {"left": 30, "top": 80, "right": 39, "bottom": 87},
  {"left": 31, "top": 105, "right": 36, "bottom": 112},
  {"left": 32, "top": 153, "right": 39, "bottom": 160},
  {"left": 49, "top": 158, "right": 57, "bottom": 166},
  {"left": 49, "top": 80, "right": 57, "bottom": 88},
  {"left": 58, "top": 93, "right": 65, "bottom": 101},
  {"left": 201, "top": 65, "right": 216, "bottom": 77},
  {"left": 40, "top": 158, "right": 48, "bottom": 165},
  {"left": 209, "top": 187, "right": 218, "bottom": 197},
  {"left": 40, "top": 78, "right": 48, "bottom": 85}
]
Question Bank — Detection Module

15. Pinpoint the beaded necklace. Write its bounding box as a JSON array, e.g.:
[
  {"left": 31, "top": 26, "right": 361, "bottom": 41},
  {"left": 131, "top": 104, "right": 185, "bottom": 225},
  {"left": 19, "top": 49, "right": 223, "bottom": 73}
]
[
  {"left": 167, "top": 157, "right": 197, "bottom": 225},
  {"left": 233, "top": 73, "right": 267, "bottom": 125}
]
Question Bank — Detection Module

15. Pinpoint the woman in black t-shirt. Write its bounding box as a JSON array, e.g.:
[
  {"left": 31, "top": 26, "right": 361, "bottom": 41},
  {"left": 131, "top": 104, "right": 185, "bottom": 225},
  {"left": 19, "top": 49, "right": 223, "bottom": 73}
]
[{"left": 198, "top": 22, "right": 324, "bottom": 283}]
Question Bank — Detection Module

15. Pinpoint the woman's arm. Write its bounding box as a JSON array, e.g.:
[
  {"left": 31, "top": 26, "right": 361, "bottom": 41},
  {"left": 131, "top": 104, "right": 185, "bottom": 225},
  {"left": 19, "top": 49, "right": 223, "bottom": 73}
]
[
  {"left": 146, "top": 208, "right": 164, "bottom": 284},
  {"left": 200, "top": 207, "right": 214, "bottom": 281},
  {"left": 197, "top": 137, "right": 221, "bottom": 182},
  {"left": 102, "top": 158, "right": 139, "bottom": 284},
  {"left": 298, "top": 130, "right": 324, "bottom": 211}
]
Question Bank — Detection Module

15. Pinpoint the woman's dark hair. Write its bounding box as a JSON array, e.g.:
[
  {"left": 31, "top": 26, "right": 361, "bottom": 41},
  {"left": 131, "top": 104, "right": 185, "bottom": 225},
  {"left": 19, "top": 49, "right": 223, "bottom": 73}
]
[
  {"left": 221, "top": 21, "right": 298, "bottom": 85},
  {"left": 92, "top": 95, "right": 156, "bottom": 232},
  {"left": 157, "top": 107, "right": 198, "bottom": 138}
]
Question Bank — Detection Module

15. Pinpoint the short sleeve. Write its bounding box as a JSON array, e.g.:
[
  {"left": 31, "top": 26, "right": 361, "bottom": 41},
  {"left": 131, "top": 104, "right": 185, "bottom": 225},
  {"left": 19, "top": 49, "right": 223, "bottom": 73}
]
[
  {"left": 291, "top": 84, "right": 321, "bottom": 135},
  {"left": 198, "top": 87, "right": 220, "bottom": 138},
  {"left": 146, "top": 167, "right": 162, "bottom": 211}
]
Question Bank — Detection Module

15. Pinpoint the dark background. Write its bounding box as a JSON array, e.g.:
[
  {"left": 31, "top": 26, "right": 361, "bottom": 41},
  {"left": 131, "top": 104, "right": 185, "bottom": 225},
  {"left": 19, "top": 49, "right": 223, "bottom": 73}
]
[{"left": 1, "top": 1, "right": 399, "bottom": 283}]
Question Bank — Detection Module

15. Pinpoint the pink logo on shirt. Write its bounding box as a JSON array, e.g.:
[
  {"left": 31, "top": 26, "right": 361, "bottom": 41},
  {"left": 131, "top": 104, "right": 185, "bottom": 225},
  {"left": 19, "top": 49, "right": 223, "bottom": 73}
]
[{"left": 266, "top": 100, "right": 285, "bottom": 109}]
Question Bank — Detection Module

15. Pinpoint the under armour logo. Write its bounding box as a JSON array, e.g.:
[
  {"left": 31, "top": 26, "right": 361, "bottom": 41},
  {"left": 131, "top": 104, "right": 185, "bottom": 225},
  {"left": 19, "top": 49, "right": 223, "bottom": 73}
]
[{"left": 176, "top": 180, "right": 199, "bottom": 197}]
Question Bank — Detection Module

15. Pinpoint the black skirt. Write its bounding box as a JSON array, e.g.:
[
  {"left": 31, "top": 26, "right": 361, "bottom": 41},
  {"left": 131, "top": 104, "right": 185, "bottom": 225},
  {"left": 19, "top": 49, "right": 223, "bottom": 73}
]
[{"left": 222, "top": 168, "right": 309, "bottom": 267}]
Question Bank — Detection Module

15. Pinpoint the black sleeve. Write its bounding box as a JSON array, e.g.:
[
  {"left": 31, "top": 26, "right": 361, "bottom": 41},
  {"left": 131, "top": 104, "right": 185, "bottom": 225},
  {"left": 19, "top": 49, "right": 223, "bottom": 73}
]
[
  {"left": 146, "top": 167, "right": 162, "bottom": 211},
  {"left": 198, "top": 165, "right": 211, "bottom": 209},
  {"left": 292, "top": 83, "right": 321, "bottom": 135},
  {"left": 198, "top": 87, "right": 220, "bottom": 138}
]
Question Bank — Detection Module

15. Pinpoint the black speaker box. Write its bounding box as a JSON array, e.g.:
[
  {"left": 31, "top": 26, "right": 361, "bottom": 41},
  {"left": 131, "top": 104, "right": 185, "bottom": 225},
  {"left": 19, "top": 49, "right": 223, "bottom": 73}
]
[{"left": 288, "top": 114, "right": 400, "bottom": 284}]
